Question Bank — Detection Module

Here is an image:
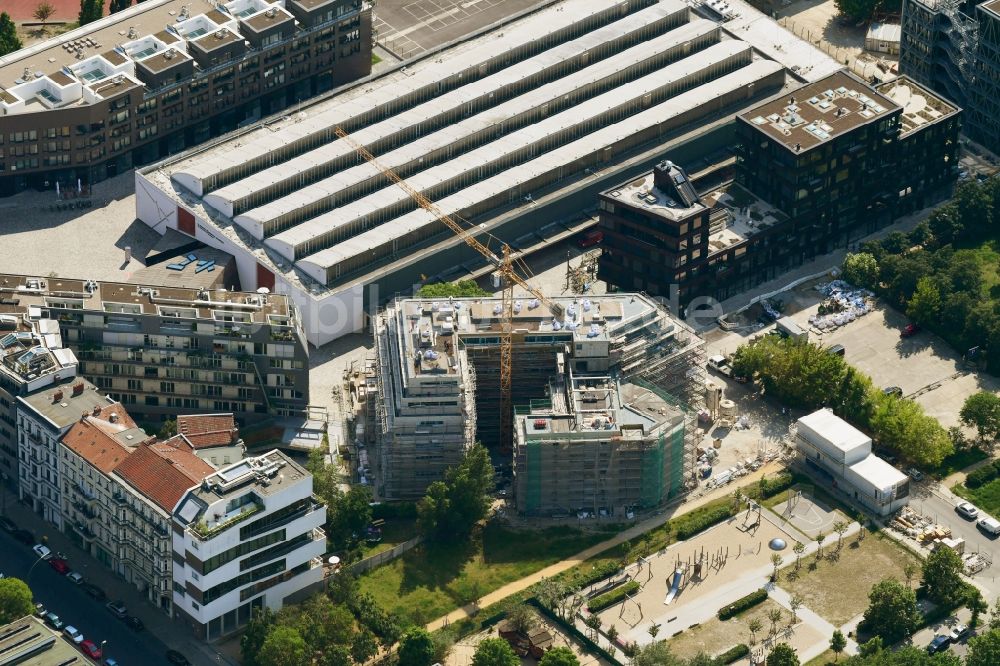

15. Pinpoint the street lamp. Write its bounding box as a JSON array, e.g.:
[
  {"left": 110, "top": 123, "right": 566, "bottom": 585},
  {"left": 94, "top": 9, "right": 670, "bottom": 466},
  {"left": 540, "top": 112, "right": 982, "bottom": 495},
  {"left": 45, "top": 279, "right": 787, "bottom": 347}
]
[{"left": 100, "top": 640, "right": 106, "bottom": 665}]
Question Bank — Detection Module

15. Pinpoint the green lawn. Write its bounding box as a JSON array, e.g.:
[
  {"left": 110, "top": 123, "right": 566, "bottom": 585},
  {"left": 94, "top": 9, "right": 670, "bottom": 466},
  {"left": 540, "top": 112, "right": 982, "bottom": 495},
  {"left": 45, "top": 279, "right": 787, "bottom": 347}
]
[
  {"left": 933, "top": 448, "right": 988, "bottom": 478},
  {"left": 953, "top": 477, "right": 1000, "bottom": 517},
  {"left": 358, "top": 523, "right": 616, "bottom": 626},
  {"left": 358, "top": 518, "right": 417, "bottom": 558}
]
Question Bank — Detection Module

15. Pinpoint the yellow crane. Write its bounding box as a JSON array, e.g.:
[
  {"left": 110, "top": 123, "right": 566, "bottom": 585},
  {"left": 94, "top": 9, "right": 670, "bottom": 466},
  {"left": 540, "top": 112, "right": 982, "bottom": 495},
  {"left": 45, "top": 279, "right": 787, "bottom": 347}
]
[{"left": 334, "top": 127, "right": 564, "bottom": 448}]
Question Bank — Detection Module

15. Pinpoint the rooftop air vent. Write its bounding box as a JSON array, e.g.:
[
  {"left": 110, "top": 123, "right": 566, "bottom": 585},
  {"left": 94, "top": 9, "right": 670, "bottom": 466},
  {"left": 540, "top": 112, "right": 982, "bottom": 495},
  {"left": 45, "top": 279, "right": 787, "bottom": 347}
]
[{"left": 215, "top": 29, "right": 226, "bottom": 39}]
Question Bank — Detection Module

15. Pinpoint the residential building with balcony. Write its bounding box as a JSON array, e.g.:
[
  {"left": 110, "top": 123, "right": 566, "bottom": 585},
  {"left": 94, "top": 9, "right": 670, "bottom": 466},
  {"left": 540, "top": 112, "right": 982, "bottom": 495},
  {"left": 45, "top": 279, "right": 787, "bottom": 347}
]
[
  {"left": 171, "top": 450, "right": 326, "bottom": 639},
  {"left": 113, "top": 437, "right": 216, "bottom": 613},
  {"left": 176, "top": 413, "right": 246, "bottom": 468},
  {"left": 0, "top": 301, "right": 79, "bottom": 494},
  {"left": 17, "top": 378, "right": 111, "bottom": 529},
  {"left": 0, "top": 0, "right": 373, "bottom": 196},
  {"left": 0, "top": 274, "right": 309, "bottom": 426}
]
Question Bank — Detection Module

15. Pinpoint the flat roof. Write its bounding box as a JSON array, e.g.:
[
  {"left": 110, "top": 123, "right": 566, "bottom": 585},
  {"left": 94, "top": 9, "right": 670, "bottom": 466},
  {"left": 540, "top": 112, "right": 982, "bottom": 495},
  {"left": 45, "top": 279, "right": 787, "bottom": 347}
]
[
  {"left": 739, "top": 71, "right": 899, "bottom": 152},
  {"left": 605, "top": 170, "right": 705, "bottom": 223},
  {"left": 797, "top": 408, "right": 871, "bottom": 454},
  {"left": 849, "top": 454, "right": 908, "bottom": 491},
  {"left": 982, "top": 0, "right": 1000, "bottom": 18},
  {"left": 18, "top": 378, "right": 110, "bottom": 430},
  {"left": 875, "top": 75, "right": 959, "bottom": 137},
  {"left": 0, "top": 616, "right": 86, "bottom": 666}
]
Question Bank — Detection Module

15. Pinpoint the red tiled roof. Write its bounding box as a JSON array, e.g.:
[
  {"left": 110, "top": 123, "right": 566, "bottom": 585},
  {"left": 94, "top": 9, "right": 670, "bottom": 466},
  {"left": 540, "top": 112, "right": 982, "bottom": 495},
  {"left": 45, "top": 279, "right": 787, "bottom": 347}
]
[
  {"left": 60, "top": 404, "right": 141, "bottom": 474},
  {"left": 177, "top": 413, "right": 239, "bottom": 449},
  {"left": 114, "top": 442, "right": 215, "bottom": 513}
]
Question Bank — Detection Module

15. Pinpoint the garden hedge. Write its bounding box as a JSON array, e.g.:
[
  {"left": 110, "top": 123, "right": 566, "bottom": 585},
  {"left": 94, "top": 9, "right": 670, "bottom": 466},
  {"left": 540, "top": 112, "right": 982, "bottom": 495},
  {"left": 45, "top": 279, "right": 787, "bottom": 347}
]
[
  {"left": 587, "top": 581, "right": 641, "bottom": 612},
  {"left": 965, "top": 460, "right": 1000, "bottom": 489},
  {"left": 716, "top": 644, "right": 750, "bottom": 664},
  {"left": 717, "top": 589, "right": 768, "bottom": 620},
  {"left": 673, "top": 503, "right": 733, "bottom": 541},
  {"left": 757, "top": 473, "right": 794, "bottom": 499}
]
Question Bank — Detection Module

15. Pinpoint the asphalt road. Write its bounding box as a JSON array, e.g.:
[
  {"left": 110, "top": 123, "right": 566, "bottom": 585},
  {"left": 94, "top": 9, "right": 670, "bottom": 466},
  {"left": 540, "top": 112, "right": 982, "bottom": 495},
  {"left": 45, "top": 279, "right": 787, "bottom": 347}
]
[{"left": 0, "top": 529, "right": 175, "bottom": 666}]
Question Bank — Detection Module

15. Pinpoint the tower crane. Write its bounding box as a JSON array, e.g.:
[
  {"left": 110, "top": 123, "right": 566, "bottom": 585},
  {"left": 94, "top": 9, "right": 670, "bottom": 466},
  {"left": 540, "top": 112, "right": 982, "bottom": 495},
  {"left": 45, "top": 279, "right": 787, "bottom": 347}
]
[{"left": 334, "top": 127, "right": 565, "bottom": 449}]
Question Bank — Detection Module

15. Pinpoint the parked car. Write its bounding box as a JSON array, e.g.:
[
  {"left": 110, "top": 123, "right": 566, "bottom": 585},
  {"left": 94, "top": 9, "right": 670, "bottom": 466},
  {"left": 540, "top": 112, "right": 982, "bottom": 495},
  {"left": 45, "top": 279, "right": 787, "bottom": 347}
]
[
  {"left": 48, "top": 558, "right": 70, "bottom": 575},
  {"left": 81, "top": 583, "right": 107, "bottom": 602},
  {"left": 62, "top": 626, "right": 84, "bottom": 645},
  {"left": 978, "top": 516, "right": 1000, "bottom": 536},
  {"left": 66, "top": 571, "right": 83, "bottom": 584},
  {"left": 124, "top": 615, "right": 144, "bottom": 631},
  {"left": 957, "top": 502, "right": 980, "bottom": 520},
  {"left": 105, "top": 659, "right": 120, "bottom": 666},
  {"left": 80, "top": 640, "right": 102, "bottom": 660},
  {"left": 927, "top": 635, "right": 951, "bottom": 654},
  {"left": 12, "top": 529, "right": 33, "bottom": 545},
  {"left": 32, "top": 544, "right": 51, "bottom": 560},
  {"left": 106, "top": 600, "right": 127, "bottom": 619},
  {"left": 576, "top": 229, "right": 603, "bottom": 249},
  {"left": 34, "top": 603, "right": 45, "bottom": 617},
  {"left": 166, "top": 649, "right": 191, "bottom": 665},
  {"left": 950, "top": 623, "right": 969, "bottom": 641},
  {"left": 0, "top": 517, "right": 17, "bottom": 533},
  {"left": 907, "top": 468, "right": 925, "bottom": 482},
  {"left": 827, "top": 344, "right": 846, "bottom": 357},
  {"left": 901, "top": 323, "right": 920, "bottom": 338},
  {"left": 43, "top": 612, "right": 63, "bottom": 630},
  {"left": 883, "top": 386, "right": 903, "bottom": 398}
]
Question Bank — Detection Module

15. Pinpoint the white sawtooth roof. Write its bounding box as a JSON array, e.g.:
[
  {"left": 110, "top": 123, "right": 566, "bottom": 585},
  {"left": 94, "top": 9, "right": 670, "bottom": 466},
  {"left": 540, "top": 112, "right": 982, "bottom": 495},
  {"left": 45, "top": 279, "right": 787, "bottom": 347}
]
[
  {"left": 265, "top": 40, "right": 753, "bottom": 259},
  {"left": 294, "top": 59, "right": 785, "bottom": 278},
  {"left": 231, "top": 20, "right": 721, "bottom": 239},
  {"left": 204, "top": 2, "right": 695, "bottom": 218},
  {"left": 171, "top": 0, "right": 670, "bottom": 188}
]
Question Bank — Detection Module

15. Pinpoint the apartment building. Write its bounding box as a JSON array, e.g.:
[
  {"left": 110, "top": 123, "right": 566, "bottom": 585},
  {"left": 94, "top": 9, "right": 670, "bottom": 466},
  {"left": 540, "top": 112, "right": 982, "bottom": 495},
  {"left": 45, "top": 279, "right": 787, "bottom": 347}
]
[
  {"left": 514, "top": 375, "right": 687, "bottom": 517},
  {"left": 171, "top": 451, "right": 326, "bottom": 639},
  {"left": 176, "top": 413, "right": 246, "bottom": 468},
  {"left": 901, "top": 0, "right": 1000, "bottom": 153},
  {"left": 0, "top": 301, "right": 79, "bottom": 494},
  {"left": 17, "top": 379, "right": 111, "bottom": 529},
  {"left": 0, "top": 274, "right": 309, "bottom": 426},
  {"left": 113, "top": 438, "right": 216, "bottom": 612},
  {"left": 373, "top": 293, "right": 705, "bottom": 505},
  {"left": 0, "top": 0, "right": 372, "bottom": 196}
]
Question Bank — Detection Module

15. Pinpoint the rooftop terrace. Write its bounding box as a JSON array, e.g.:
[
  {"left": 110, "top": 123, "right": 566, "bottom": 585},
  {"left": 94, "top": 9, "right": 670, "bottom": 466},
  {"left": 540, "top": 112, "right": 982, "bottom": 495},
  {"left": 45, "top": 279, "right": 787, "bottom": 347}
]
[{"left": 875, "top": 75, "right": 960, "bottom": 136}]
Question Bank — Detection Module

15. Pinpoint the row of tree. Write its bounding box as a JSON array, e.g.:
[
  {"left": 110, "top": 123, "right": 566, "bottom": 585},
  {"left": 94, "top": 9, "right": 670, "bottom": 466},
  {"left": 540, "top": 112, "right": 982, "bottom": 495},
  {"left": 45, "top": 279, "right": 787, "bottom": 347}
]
[
  {"left": 730, "top": 335, "right": 953, "bottom": 467},
  {"left": 842, "top": 177, "right": 1000, "bottom": 374}
]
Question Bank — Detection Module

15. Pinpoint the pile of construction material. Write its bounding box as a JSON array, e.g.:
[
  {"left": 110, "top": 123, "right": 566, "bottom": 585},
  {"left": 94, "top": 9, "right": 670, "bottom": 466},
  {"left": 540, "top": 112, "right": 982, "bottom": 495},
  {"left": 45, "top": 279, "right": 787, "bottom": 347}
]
[
  {"left": 890, "top": 506, "right": 951, "bottom": 542},
  {"left": 808, "top": 280, "right": 874, "bottom": 331}
]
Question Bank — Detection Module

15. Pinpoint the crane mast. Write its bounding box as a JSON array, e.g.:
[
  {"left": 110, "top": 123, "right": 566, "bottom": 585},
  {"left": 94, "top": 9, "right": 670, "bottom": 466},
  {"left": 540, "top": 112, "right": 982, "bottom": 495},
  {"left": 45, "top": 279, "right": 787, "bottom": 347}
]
[{"left": 334, "top": 127, "right": 564, "bottom": 450}]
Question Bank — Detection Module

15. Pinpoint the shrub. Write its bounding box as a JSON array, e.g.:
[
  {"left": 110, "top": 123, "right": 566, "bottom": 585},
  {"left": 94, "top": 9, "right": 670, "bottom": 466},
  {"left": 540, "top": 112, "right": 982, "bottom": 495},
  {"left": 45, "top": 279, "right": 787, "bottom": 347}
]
[
  {"left": 372, "top": 501, "right": 418, "bottom": 520},
  {"left": 718, "top": 589, "right": 768, "bottom": 620},
  {"left": 673, "top": 503, "right": 733, "bottom": 541},
  {"left": 965, "top": 464, "right": 999, "bottom": 489},
  {"left": 758, "top": 473, "right": 794, "bottom": 499},
  {"left": 717, "top": 644, "right": 750, "bottom": 664},
  {"left": 571, "top": 561, "right": 621, "bottom": 589},
  {"left": 587, "top": 581, "right": 640, "bottom": 612}
]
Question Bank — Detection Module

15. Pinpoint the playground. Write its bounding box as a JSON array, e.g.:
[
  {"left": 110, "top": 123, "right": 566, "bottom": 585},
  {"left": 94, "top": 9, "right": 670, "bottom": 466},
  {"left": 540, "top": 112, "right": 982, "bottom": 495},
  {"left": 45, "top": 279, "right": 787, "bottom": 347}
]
[{"left": 593, "top": 503, "right": 802, "bottom": 646}]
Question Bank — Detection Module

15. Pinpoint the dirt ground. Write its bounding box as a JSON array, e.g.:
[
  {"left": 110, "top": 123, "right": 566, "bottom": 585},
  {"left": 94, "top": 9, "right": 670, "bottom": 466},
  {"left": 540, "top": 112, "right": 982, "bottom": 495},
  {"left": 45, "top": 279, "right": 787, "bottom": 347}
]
[
  {"left": 447, "top": 616, "right": 612, "bottom": 666},
  {"left": 780, "top": 531, "right": 921, "bottom": 626}
]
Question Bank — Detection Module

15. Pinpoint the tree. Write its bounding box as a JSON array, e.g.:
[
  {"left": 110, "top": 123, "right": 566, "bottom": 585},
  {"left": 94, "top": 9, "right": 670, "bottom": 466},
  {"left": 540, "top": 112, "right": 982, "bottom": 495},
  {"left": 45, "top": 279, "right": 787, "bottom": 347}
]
[
  {"left": 921, "top": 546, "right": 965, "bottom": 608},
  {"left": 832, "top": 521, "right": 848, "bottom": 551},
  {"left": 833, "top": 0, "right": 879, "bottom": 21},
  {"left": 351, "top": 629, "right": 378, "bottom": 664},
  {"left": 903, "top": 562, "right": 917, "bottom": 589},
  {"left": 0, "top": 578, "right": 33, "bottom": 624},
  {"left": 538, "top": 646, "right": 580, "bottom": 666},
  {"left": 33, "top": 3, "right": 55, "bottom": 29},
  {"left": 78, "top": 0, "right": 104, "bottom": 25},
  {"left": 906, "top": 277, "right": 942, "bottom": 326},
  {"left": 789, "top": 594, "right": 804, "bottom": 623},
  {"left": 842, "top": 252, "right": 880, "bottom": 289},
  {"left": 768, "top": 609, "right": 783, "bottom": 637},
  {"left": 765, "top": 643, "right": 799, "bottom": 666},
  {"left": 398, "top": 627, "right": 436, "bottom": 666},
  {"left": 648, "top": 623, "right": 661, "bottom": 640},
  {"left": 472, "top": 638, "right": 519, "bottom": 666},
  {"left": 793, "top": 542, "right": 805, "bottom": 570},
  {"left": 961, "top": 391, "right": 1000, "bottom": 444},
  {"left": 969, "top": 587, "right": 988, "bottom": 629},
  {"left": 241, "top": 606, "right": 277, "bottom": 666},
  {"left": 157, "top": 418, "right": 177, "bottom": 439},
  {"left": 967, "top": 629, "right": 1000, "bottom": 666},
  {"left": 417, "top": 443, "right": 493, "bottom": 541},
  {"left": 830, "top": 629, "right": 846, "bottom": 662},
  {"left": 584, "top": 613, "right": 601, "bottom": 639},
  {"left": 748, "top": 618, "right": 763, "bottom": 645},
  {"left": 110, "top": 0, "right": 131, "bottom": 12},
  {"left": 771, "top": 553, "right": 784, "bottom": 581},
  {"left": 632, "top": 641, "right": 684, "bottom": 666},
  {"left": 503, "top": 602, "right": 537, "bottom": 634},
  {"left": 306, "top": 447, "right": 373, "bottom": 549},
  {"left": 0, "top": 13, "right": 23, "bottom": 57},
  {"left": 816, "top": 533, "right": 826, "bottom": 559},
  {"left": 606, "top": 624, "right": 619, "bottom": 648},
  {"left": 257, "top": 626, "right": 309, "bottom": 666},
  {"left": 417, "top": 280, "right": 489, "bottom": 298},
  {"left": 861, "top": 578, "right": 920, "bottom": 643},
  {"left": 869, "top": 396, "right": 953, "bottom": 468}
]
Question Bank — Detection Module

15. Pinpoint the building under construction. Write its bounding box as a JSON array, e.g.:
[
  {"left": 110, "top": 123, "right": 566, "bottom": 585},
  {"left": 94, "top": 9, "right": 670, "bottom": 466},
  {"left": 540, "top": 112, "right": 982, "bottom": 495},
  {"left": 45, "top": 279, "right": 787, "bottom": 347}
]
[{"left": 372, "top": 292, "right": 705, "bottom": 513}]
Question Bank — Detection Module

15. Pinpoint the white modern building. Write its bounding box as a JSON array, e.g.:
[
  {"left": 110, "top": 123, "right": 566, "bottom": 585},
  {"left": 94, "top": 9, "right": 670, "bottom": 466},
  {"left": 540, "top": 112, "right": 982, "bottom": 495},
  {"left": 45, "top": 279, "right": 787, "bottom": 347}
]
[
  {"left": 795, "top": 409, "right": 909, "bottom": 516},
  {"left": 171, "top": 450, "right": 326, "bottom": 639},
  {"left": 135, "top": 0, "right": 840, "bottom": 346}
]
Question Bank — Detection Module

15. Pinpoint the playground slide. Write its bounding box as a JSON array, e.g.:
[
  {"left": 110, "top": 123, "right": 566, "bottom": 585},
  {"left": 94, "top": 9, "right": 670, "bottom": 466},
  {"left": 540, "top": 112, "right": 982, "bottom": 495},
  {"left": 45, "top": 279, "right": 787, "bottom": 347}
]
[{"left": 663, "top": 568, "right": 684, "bottom": 605}]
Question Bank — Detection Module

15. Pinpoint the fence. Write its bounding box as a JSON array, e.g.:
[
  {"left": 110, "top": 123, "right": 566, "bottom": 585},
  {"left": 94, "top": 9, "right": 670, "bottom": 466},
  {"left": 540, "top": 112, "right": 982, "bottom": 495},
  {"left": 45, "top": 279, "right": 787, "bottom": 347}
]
[
  {"left": 777, "top": 17, "right": 893, "bottom": 82},
  {"left": 348, "top": 536, "right": 423, "bottom": 575}
]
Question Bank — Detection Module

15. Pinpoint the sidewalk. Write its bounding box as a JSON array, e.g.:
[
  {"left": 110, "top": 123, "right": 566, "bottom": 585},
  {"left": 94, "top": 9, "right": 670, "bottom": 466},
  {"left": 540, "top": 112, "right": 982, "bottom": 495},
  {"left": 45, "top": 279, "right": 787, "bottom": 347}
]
[
  {"left": 0, "top": 486, "right": 234, "bottom": 666},
  {"left": 425, "top": 461, "right": 787, "bottom": 632}
]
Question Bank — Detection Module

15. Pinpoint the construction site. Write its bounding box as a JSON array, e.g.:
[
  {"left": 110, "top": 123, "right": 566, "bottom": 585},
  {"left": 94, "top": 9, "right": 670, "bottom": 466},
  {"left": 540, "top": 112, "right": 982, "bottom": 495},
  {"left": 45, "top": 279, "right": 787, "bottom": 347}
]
[
  {"left": 371, "top": 292, "right": 706, "bottom": 515},
  {"left": 136, "top": 0, "right": 841, "bottom": 346}
]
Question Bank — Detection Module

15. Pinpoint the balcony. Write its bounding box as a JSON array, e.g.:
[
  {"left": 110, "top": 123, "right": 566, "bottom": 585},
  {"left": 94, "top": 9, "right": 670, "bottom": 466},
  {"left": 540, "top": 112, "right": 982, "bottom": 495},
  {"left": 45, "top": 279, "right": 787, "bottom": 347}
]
[
  {"left": 73, "top": 521, "right": 97, "bottom": 542},
  {"left": 72, "top": 500, "right": 98, "bottom": 520},
  {"left": 191, "top": 500, "right": 264, "bottom": 540}
]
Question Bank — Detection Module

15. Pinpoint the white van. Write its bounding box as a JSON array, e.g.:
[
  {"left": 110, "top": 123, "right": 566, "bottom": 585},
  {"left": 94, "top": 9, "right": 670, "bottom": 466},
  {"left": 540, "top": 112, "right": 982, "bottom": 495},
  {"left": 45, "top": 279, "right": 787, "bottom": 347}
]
[{"left": 977, "top": 516, "right": 1000, "bottom": 536}]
